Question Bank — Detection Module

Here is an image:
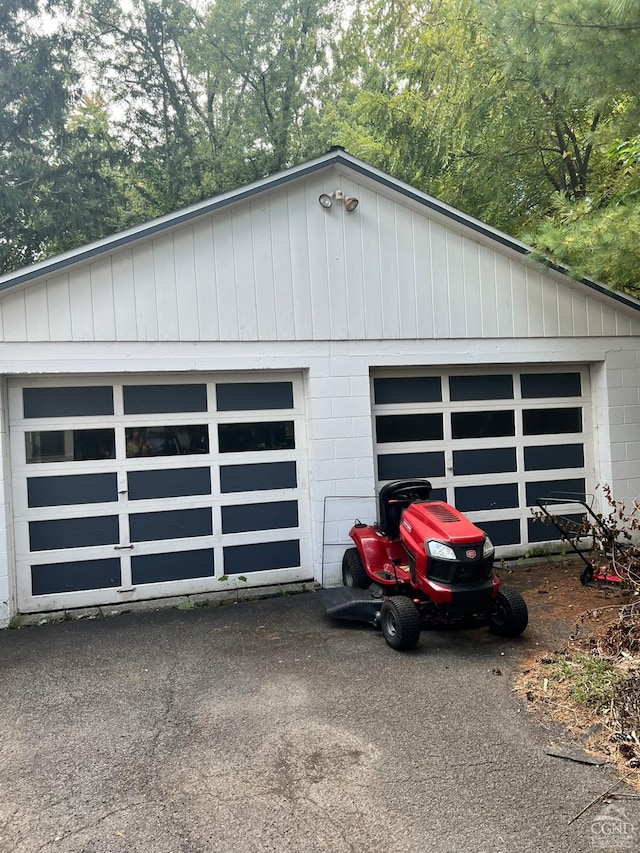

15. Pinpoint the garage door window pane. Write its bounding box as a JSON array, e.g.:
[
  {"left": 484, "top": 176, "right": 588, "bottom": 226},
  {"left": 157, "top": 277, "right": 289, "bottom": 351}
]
[
  {"left": 524, "top": 444, "right": 584, "bottom": 471},
  {"left": 221, "top": 501, "right": 298, "bottom": 534},
  {"left": 454, "top": 484, "right": 519, "bottom": 512},
  {"left": 474, "top": 519, "right": 521, "bottom": 546},
  {"left": 32, "top": 558, "right": 121, "bottom": 595},
  {"left": 453, "top": 448, "right": 517, "bottom": 476},
  {"left": 223, "top": 539, "right": 300, "bottom": 574},
  {"left": 218, "top": 421, "right": 295, "bottom": 453},
  {"left": 220, "top": 461, "right": 297, "bottom": 493},
  {"left": 528, "top": 514, "right": 585, "bottom": 543},
  {"left": 128, "top": 468, "right": 211, "bottom": 500},
  {"left": 132, "top": 549, "right": 214, "bottom": 584},
  {"left": 130, "top": 508, "right": 212, "bottom": 542},
  {"left": 26, "top": 429, "right": 115, "bottom": 463},
  {"left": 449, "top": 375, "right": 513, "bottom": 401},
  {"left": 29, "top": 515, "right": 119, "bottom": 551},
  {"left": 216, "top": 382, "right": 294, "bottom": 411},
  {"left": 123, "top": 384, "right": 207, "bottom": 414},
  {"left": 27, "top": 473, "right": 118, "bottom": 507},
  {"left": 125, "top": 425, "right": 209, "bottom": 457},
  {"left": 451, "top": 411, "right": 515, "bottom": 439},
  {"left": 523, "top": 408, "right": 582, "bottom": 436},
  {"left": 377, "top": 452, "right": 445, "bottom": 481},
  {"left": 525, "top": 478, "right": 586, "bottom": 506},
  {"left": 23, "top": 386, "right": 114, "bottom": 418},
  {"left": 521, "top": 373, "right": 581, "bottom": 398},
  {"left": 373, "top": 377, "right": 442, "bottom": 404},
  {"left": 376, "top": 414, "right": 444, "bottom": 443}
]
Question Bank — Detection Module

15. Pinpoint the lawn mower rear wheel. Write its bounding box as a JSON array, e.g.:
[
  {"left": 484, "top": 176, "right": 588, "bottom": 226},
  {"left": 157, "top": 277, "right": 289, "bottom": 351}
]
[
  {"left": 342, "top": 547, "right": 369, "bottom": 588},
  {"left": 488, "top": 588, "right": 528, "bottom": 637}
]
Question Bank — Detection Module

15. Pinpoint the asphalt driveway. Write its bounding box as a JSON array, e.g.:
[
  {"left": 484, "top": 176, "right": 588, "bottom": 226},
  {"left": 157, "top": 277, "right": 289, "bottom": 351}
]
[{"left": 0, "top": 585, "right": 637, "bottom": 853}]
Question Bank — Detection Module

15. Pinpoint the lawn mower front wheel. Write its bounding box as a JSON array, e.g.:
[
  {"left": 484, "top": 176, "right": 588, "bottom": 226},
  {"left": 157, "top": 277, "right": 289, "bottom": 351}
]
[
  {"left": 380, "top": 597, "right": 421, "bottom": 651},
  {"left": 488, "top": 588, "right": 528, "bottom": 637},
  {"left": 342, "top": 547, "right": 370, "bottom": 588}
]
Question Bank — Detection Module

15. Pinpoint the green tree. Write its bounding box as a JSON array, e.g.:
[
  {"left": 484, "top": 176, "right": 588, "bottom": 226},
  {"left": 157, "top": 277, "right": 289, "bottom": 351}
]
[
  {"left": 321, "top": 0, "right": 640, "bottom": 241},
  {"left": 0, "top": 0, "right": 75, "bottom": 271},
  {"left": 85, "top": 0, "right": 339, "bottom": 220},
  {"left": 0, "top": 1, "right": 128, "bottom": 274},
  {"left": 530, "top": 135, "right": 640, "bottom": 295}
]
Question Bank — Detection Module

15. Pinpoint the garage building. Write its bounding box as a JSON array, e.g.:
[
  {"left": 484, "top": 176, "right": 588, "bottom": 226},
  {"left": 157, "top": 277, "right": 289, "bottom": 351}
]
[{"left": 0, "top": 149, "right": 639, "bottom": 625}]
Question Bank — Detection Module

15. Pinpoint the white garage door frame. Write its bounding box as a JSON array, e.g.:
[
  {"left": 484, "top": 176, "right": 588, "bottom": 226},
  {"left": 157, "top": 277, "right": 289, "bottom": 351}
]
[
  {"left": 9, "top": 371, "right": 312, "bottom": 613},
  {"left": 371, "top": 364, "right": 595, "bottom": 556}
]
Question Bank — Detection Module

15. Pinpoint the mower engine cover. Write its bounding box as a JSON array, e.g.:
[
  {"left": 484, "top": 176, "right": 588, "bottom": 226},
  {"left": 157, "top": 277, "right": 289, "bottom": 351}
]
[{"left": 399, "top": 500, "right": 495, "bottom": 585}]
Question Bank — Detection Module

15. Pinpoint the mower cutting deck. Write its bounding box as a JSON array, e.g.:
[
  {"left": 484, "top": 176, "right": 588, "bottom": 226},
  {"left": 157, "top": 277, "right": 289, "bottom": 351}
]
[{"left": 322, "top": 479, "right": 528, "bottom": 651}]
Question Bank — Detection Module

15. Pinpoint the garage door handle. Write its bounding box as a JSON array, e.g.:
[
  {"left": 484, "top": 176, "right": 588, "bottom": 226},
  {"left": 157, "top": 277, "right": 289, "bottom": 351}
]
[{"left": 114, "top": 544, "right": 134, "bottom": 550}]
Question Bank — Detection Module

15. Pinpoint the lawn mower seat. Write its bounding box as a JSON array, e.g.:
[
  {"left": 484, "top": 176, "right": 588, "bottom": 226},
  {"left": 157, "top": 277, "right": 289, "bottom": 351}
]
[{"left": 379, "top": 479, "right": 432, "bottom": 539}]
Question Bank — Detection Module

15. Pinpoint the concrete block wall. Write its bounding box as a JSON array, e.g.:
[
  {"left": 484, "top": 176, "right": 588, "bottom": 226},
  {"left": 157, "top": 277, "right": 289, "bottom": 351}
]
[
  {"left": 601, "top": 342, "right": 640, "bottom": 504},
  {"left": 306, "top": 356, "right": 376, "bottom": 587},
  {"left": 0, "top": 382, "right": 11, "bottom": 628}
]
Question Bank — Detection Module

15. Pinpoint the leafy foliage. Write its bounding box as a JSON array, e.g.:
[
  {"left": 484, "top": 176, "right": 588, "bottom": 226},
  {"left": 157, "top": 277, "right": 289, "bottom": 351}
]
[
  {"left": 2, "top": 0, "right": 640, "bottom": 295},
  {"left": 0, "top": 1, "right": 126, "bottom": 273}
]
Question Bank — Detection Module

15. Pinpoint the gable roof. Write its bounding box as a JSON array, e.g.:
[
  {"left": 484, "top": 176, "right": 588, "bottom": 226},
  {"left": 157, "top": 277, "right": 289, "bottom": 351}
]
[{"left": 1, "top": 148, "right": 639, "bottom": 315}]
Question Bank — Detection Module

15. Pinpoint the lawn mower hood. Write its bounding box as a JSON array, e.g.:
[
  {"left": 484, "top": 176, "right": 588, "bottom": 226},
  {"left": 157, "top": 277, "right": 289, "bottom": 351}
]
[{"left": 399, "top": 500, "right": 495, "bottom": 583}]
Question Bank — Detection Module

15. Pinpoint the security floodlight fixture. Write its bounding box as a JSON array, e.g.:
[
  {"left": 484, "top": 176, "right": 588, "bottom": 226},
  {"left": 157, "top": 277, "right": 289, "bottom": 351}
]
[{"left": 319, "top": 190, "right": 359, "bottom": 212}]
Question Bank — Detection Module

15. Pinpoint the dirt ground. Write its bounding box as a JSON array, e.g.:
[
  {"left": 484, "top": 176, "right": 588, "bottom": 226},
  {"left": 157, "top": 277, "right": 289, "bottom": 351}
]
[
  {"left": 502, "top": 556, "right": 640, "bottom": 789},
  {"left": 501, "top": 556, "right": 631, "bottom": 648}
]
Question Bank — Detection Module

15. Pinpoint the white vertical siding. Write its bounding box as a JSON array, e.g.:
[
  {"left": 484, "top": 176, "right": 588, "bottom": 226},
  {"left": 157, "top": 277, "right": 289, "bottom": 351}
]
[
  {"left": 112, "top": 251, "right": 137, "bottom": 340},
  {"left": 327, "top": 193, "right": 349, "bottom": 341},
  {"left": 478, "top": 244, "right": 498, "bottom": 337},
  {"left": 396, "top": 205, "right": 417, "bottom": 339},
  {"left": 430, "top": 220, "right": 451, "bottom": 339},
  {"left": 192, "top": 218, "right": 219, "bottom": 341},
  {"left": 414, "top": 214, "right": 434, "bottom": 339},
  {"left": 510, "top": 263, "right": 529, "bottom": 338},
  {"left": 447, "top": 231, "right": 466, "bottom": 338},
  {"left": 251, "top": 202, "right": 278, "bottom": 340},
  {"left": 571, "top": 288, "right": 589, "bottom": 336},
  {"left": 495, "top": 254, "right": 514, "bottom": 337},
  {"left": 173, "top": 227, "right": 199, "bottom": 341},
  {"left": 212, "top": 215, "right": 238, "bottom": 340},
  {"left": 288, "top": 188, "right": 313, "bottom": 340},
  {"left": 269, "top": 190, "right": 295, "bottom": 339},
  {"left": 361, "top": 186, "right": 384, "bottom": 339},
  {"left": 69, "top": 267, "right": 94, "bottom": 340},
  {"left": 25, "top": 282, "right": 50, "bottom": 341},
  {"left": 461, "top": 240, "right": 481, "bottom": 338},
  {"left": 132, "top": 243, "right": 159, "bottom": 340},
  {"left": 47, "top": 274, "right": 73, "bottom": 341},
  {"left": 525, "top": 269, "right": 545, "bottom": 337},
  {"left": 556, "top": 274, "right": 573, "bottom": 335},
  {"left": 233, "top": 205, "right": 259, "bottom": 340},
  {"left": 153, "top": 236, "right": 179, "bottom": 340},
  {"left": 2, "top": 170, "right": 640, "bottom": 342},
  {"left": 90, "top": 257, "right": 117, "bottom": 340}
]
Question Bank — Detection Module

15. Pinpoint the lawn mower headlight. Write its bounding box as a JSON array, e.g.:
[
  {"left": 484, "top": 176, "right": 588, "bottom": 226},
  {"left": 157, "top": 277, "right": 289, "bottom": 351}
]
[
  {"left": 427, "top": 540, "right": 456, "bottom": 561},
  {"left": 483, "top": 536, "right": 495, "bottom": 558}
]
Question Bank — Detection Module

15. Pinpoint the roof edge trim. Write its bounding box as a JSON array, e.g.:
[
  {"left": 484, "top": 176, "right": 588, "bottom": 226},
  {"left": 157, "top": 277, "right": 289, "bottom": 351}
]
[{"left": 0, "top": 152, "right": 340, "bottom": 292}]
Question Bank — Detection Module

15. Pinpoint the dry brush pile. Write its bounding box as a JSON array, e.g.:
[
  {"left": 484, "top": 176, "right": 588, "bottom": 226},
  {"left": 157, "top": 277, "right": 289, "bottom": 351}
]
[{"left": 529, "top": 485, "right": 640, "bottom": 770}]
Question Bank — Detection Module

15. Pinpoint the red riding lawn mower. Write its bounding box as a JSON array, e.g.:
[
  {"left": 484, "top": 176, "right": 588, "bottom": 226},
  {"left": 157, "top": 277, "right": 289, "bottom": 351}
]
[{"left": 322, "top": 479, "right": 528, "bottom": 651}]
